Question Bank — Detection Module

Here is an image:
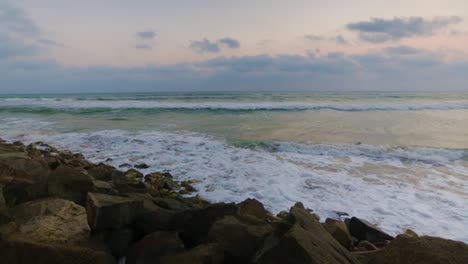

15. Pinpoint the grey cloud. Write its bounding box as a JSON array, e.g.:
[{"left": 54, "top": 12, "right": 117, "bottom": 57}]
[
  {"left": 305, "top": 34, "right": 325, "bottom": 41},
  {"left": 190, "top": 37, "right": 241, "bottom": 53},
  {"left": 136, "top": 30, "right": 156, "bottom": 39},
  {"left": 0, "top": 2, "right": 41, "bottom": 37},
  {"left": 383, "top": 45, "right": 422, "bottom": 55},
  {"left": 347, "top": 16, "right": 463, "bottom": 42},
  {"left": 135, "top": 44, "right": 152, "bottom": 50},
  {"left": 218, "top": 37, "right": 240, "bottom": 48},
  {"left": 335, "top": 35, "right": 348, "bottom": 45}
]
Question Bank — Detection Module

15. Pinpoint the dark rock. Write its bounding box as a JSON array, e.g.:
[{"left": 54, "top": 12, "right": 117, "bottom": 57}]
[
  {"left": 47, "top": 165, "right": 95, "bottom": 205},
  {"left": 134, "top": 209, "right": 176, "bottom": 235},
  {"left": 0, "top": 237, "right": 116, "bottom": 264},
  {"left": 92, "top": 180, "right": 119, "bottom": 195},
  {"left": 144, "top": 172, "right": 180, "bottom": 191},
  {"left": 323, "top": 218, "right": 353, "bottom": 249},
  {"left": 348, "top": 217, "right": 394, "bottom": 243},
  {"left": 88, "top": 163, "right": 126, "bottom": 185},
  {"left": 254, "top": 203, "right": 359, "bottom": 264},
  {"left": 173, "top": 202, "right": 239, "bottom": 247},
  {"left": 207, "top": 215, "right": 273, "bottom": 262},
  {"left": 98, "top": 228, "right": 135, "bottom": 258},
  {"left": 118, "top": 163, "right": 132, "bottom": 168},
  {"left": 357, "top": 240, "right": 378, "bottom": 251},
  {"left": 367, "top": 236, "right": 468, "bottom": 264},
  {"left": 153, "top": 197, "right": 190, "bottom": 211},
  {"left": 159, "top": 243, "right": 225, "bottom": 264},
  {"left": 126, "top": 231, "right": 185, "bottom": 264},
  {"left": 134, "top": 163, "right": 149, "bottom": 169},
  {"left": 239, "top": 198, "right": 270, "bottom": 221},
  {"left": 86, "top": 192, "right": 143, "bottom": 230}
]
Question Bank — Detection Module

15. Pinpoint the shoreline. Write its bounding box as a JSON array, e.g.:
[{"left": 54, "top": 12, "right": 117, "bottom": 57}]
[{"left": 0, "top": 138, "right": 467, "bottom": 263}]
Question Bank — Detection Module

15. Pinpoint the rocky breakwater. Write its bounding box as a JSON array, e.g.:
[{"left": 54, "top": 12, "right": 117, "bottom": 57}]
[{"left": 0, "top": 138, "right": 467, "bottom": 264}]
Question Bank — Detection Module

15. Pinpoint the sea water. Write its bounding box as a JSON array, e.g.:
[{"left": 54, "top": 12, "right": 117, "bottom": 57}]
[{"left": 0, "top": 92, "right": 467, "bottom": 242}]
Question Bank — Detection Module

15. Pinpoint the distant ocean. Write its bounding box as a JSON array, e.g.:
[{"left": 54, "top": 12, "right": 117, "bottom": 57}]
[{"left": 1, "top": 92, "right": 467, "bottom": 242}]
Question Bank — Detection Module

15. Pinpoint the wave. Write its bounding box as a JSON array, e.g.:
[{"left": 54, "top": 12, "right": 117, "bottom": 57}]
[
  {"left": 1, "top": 123, "right": 467, "bottom": 242},
  {"left": 2, "top": 98, "right": 468, "bottom": 113}
]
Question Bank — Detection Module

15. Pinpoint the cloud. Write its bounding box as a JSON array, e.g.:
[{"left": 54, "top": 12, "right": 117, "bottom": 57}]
[
  {"left": 304, "top": 34, "right": 325, "bottom": 41},
  {"left": 135, "top": 44, "right": 152, "bottom": 50},
  {"left": 335, "top": 35, "right": 348, "bottom": 45},
  {"left": 190, "top": 37, "right": 241, "bottom": 53},
  {"left": 218, "top": 37, "right": 240, "bottom": 49},
  {"left": 0, "top": 1, "right": 41, "bottom": 37},
  {"left": 383, "top": 45, "right": 422, "bottom": 55},
  {"left": 136, "top": 30, "right": 156, "bottom": 39},
  {"left": 347, "top": 16, "right": 463, "bottom": 42}
]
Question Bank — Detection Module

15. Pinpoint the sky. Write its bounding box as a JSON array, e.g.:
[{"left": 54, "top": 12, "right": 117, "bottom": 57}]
[{"left": 1, "top": 0, "right": 468, "bottom": 93}]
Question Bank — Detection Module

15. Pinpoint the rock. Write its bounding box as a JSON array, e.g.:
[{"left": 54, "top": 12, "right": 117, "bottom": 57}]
[
  {"left": 47, "top": 165, "right": 95, "bottom": 205},
  {"left": 357, "top": 240, "right": 378, "bottom": 251},
  {"left": 126, "top": 231, "right": 185, "bottom": 264},
  {"left": 207, "top": 215, "right": 273, "bottom": 262},
  {"left": 9, "top": 198, "right": 90, "bottom": 244},
  {"left": 323, "top": 218, "right": 353, "bottom": 249},
  {"left": 87, "top": 163, "right": 126, "bottom": 185},
  {"left": 0, "top": 237, "right": 116, "bottom": 264},
  {"left": 118, "top": 163, "right": 132, "bottom": 168},
  {"left": 144, "top": 172, "right": 180, "bottom": 191},
  {"left": 153, "top": 197, "right": 190, "bottom": 211},
  {"left": 96, "top": 228, "right": 135, "bottom": 258},
  {"left": 159, "top": 243, "right": 225, "bottom": 264},
  {"left": 86, "top": 192, "right": 143, "bottom": 230},
  {"left": 93, "top": 180, "right": 119, "bottom": 195},
  {"left": 133, "top": 209, "right": 176, "bottom": 235},
  {"left": 367, "top": 236, "right": 468, "bottom": 264},
  {"left": 180, "top": 180, "right": 197, "bottom": 192},
  {"left": 134, "top": 163, "right": 149, "bottom": 169},
  {"left": 347, "top": 217, "right": 394, "bottom": 243},
  {"left": 404, "top": 229, "right": 418, "bottom": 237},
  {"left": 254, "top": 203, "right": 359, "bottom": 264},
  {"left": 239, "top": 198, "right": 270, "bottom": 221},
  {"left": 173, "top": 202, "right": 239, "bottom": 247}
]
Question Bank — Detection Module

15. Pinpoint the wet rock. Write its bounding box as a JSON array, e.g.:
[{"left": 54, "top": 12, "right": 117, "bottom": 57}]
[
  {"left": 86, "top": 192, "right": 143, "bottom": 230},
  {"left": 347, "top": 217, "right": 394, "bottom": 244},
  {"left": 47, "top": 165, "right": 95, "bottom": 205},
  {"left": 118, "top": 163, "right": 132, "bottom": 168},
  {"left": 9, "top": 198, "right": 90, "bottom": 244},
  {"left": 144, "top": 172, "right": 180, "bottom": 191},
  {"left": 126, "top": 231, "right": 185, "bottom": 264},
  {"left": 124, "top": 169, "right": 144, "bottom": 188},
  {"left": 323, "top": 218, "right": 353, "bottom": 249},
  {"left": 134, "top": 163, "right": 149, "bottom": 169},
  {"left": 367, "top": 236, "right": 468, "bottom": 264},
  {"left": 0, "top": 237, "right": 116, "bottom": 264},
  {"left": 207, "top": 215, "right": 273, "bottom": 262},
  {"left": 357, "top": 240, "right": 378, "bottom": 251},
  {"left": 134, "top": 209, "right": 176, "bottom": 235},
  {"left": 254, "top": 203, "right": 359, "bottom": 264},
  {"left": 159, "top": 243, "right": 224, "bottom": 264},
  {"left": 239, "top": 198, "right": 270, "bottom": 221},
  {"left": 173, "top": 202, "right": 239, "bottom": 247}
]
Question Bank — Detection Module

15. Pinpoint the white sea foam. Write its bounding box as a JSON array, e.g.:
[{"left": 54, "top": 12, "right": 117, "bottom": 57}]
[
  {"left": 1, "top": 118, "right": 467, "bottom": 242},
  {"left": 2, "top": 97, "right": 468, "bottom": 112}
]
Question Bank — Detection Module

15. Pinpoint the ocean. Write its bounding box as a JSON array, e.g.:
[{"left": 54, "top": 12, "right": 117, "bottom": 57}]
[{"left": 0, "top": 92, "right": 467, "bottom": 242}]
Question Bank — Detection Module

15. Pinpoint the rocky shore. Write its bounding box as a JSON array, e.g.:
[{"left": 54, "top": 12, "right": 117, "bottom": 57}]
[{"left": 0, "top": 139, "right": 467, "bottom": 264}]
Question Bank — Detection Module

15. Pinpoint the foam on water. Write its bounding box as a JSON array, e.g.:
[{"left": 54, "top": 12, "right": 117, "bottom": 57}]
[
  {"left": 1, "top": 118, "right": 467, "bottom": 242},
  {"left": 3, "top": 97, "right": 468, "bottom": 112}
]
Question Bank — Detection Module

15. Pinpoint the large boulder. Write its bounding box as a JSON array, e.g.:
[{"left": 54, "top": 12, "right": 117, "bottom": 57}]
[
  {"left": 126, "top": 231, "right": 185, "bottom": 264},
  {"left": 207, "top": 215, "right": 273, "bottom": 262},
  {"left": 159, "top": 243, "right": 225, "bottom": 264},
  {"left": 133, "top": 208, "right": 176, "bottom": 235},
  {"left": 8, "top": 198, "right": 90, "bottom": 244},
  {"left": 323, "top": 218, "right": 353, "bottom": 249},
  {"left": 254, "top": 203, "right": 359, "bottom": 264},
  {"left": 86, "top": 192, "right": 143, "bottom": 230},
  {"left": 172, "top": 202, "right": 239, "bottom": 247},
  {"left": 0, "top": 237, "right": 116, "bottom": 264},
  {"left": 366, "top": 236, "right": 468, "bottom": 264},
  {"left": 239, "top": 198, "right": 271, "bottom": 221},
  {"left": 347, "top": 217, "right": 394, "bottom": 244},
  {"left": 47, "top": 165, "right": 95, "bottom": 205}
]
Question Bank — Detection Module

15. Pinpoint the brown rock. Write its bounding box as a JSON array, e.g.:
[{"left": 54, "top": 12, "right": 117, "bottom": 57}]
[
  {"left": 254, "top": 203, "right": 359, "bottom": 264},
  {"left": 159, "top": 243, "right": 224, "bottom": 264},
  {"left": 323, "top": 218, "right": 353, "bottom": 249},
  {"left": 367, "top": 236, "right": 468, "bottom": 264},
  {"left": 357, "top": 240, "right": 378, "bottom": 251},
  {"left": 173, "top": 202, "right": 239, "bottom": 247},
  {"left": 239, "top": 198, "right": 270, "bottom": 221},
  {"left": 47, "top": 165, "right": 95, "bottom": 205},
  {"left": 207, "top": 215, "right": 273, "bottom": 262},
  {"left": 0, "top": 237, "right": 116, "bottom": 264},
  {"left": 9, "top": 198, "right": 90, "bottom": 244},
  {"left": 126, "top": 231, "right": 185, "bottom": 264},
  {"left": 86, "top": 192, "right": 143, "bottom": 230}
]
